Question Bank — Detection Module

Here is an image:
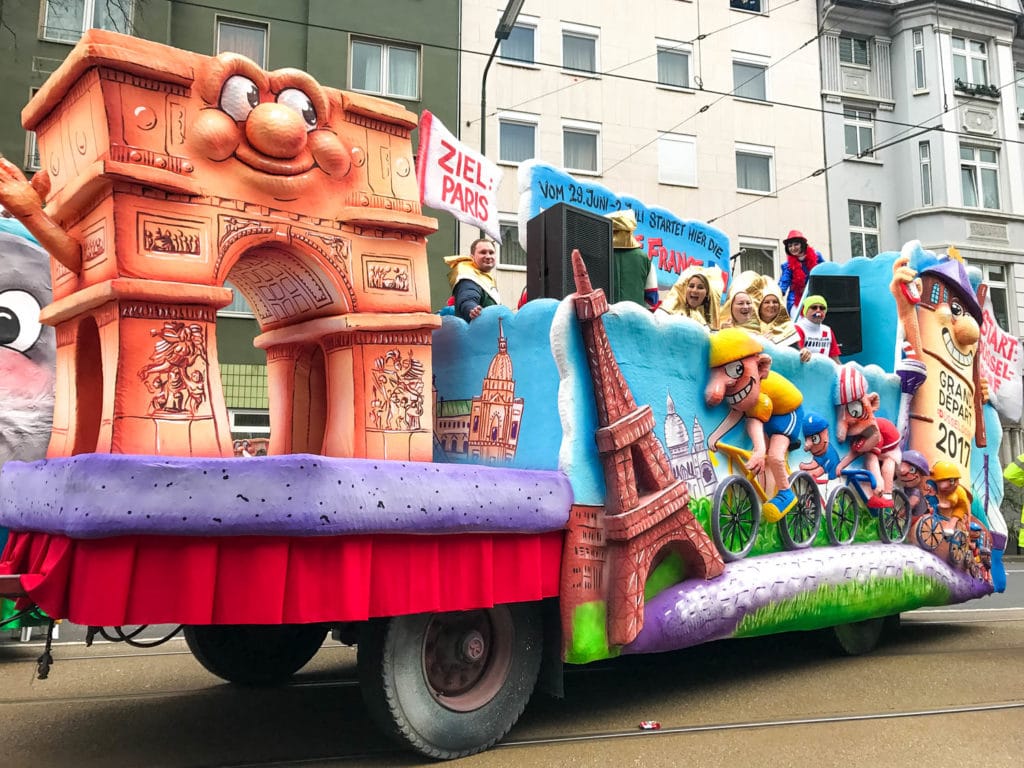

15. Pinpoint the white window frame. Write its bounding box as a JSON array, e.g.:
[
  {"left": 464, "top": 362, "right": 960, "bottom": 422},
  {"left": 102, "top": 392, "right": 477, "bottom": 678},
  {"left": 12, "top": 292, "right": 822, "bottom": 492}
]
[
  {"left": 735, "top": 142, "right": 775, "bottom": 194},
  {"left": 848, "top": 201, "right": 880, "bottom": 258},
  {"left": 912, "top": 28, "right": 927, "bottom": 91},
  {"left": 497, "top": 215, "right": 527, "bottom": 271},
  {"left": 730, "top": 0, "right": 766, "bottom": 14},
  {"left": 1016, "top": 65, "right": 1024, "bottom": 122},
  {"left": 499, "top": 13, "right": 538, "bottom": 67},
  {"left": 497, "top": 110, "right": 537, "bottom": 166},
  {"left": 839, "top": 36, "right": 870, "bottom": 67},
  {"left": 24, "top": 88, "right": 40, "bottom": 172},
  {"left": 657, "top": 133, "right": 697, "bottom": 187},
  {"left": 978, "top": 262, "right": 1014, "bottom": 334},
  {"left": 656, "top": 38, "right": 692, "bottom": 90},
  {"left": 843, "top": 107, "right": 875, "bottom": 158},
  {"left": 737, "top": 237, "right": 777, "bottom": 276},
  {"left": 959, "top": 143, "right": 1000, "bottom": 210},
  {"left": 732, "top": 52, "right": 769, "bottom": 102},
  {"left": 215, "top": 17, "right": 268, "bottom": 68},
  {"left": 918, "top": 141, "right": 932, "bottom": 206},
  {"left": 349, "top": 37, "right": 421, "bottom": 100},
  {"left": 229, "top": 409, "right": 271, "bottom": 436},
  {"left": 561, "top": 22, "right": 599, "bottom": 76},
  {"left": 951, "top": 36, "right": 989, "bottom": 86},
  {"left": 41, "top": 0, "right": 134, "bottom": 43},
  {"left": 562, "top": 118, "right": 601, "bottom": 175}
]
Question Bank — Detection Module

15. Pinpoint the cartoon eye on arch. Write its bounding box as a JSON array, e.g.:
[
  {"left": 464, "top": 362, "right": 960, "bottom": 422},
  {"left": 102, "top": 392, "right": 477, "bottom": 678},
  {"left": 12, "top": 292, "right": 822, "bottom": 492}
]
[
  {"left": 845, "top": 401, "right": 865, "bottom": 419},
  {"left": 276, "top": 88, "right": 318, "bottom": 131},
  {"left": 220, "top": 75, "right": 261, "bottom": 121},
  {"left": 0, "top": 290, "right": 43, "bottom": 354},
  {"left": 724, "top": 361, "right": 744, "bottom": 380},
  {"left": 949, "top": 299, "right": 964, "bottom": 318}
]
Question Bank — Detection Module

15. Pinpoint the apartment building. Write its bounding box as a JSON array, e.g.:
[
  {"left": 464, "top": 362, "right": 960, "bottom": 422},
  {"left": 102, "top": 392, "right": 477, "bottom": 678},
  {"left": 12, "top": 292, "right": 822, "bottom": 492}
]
[
  {"left": 817, "top": 0, "right": 1024, "bottom": 457},
  {"left": 460, "top": 0, "right": 830, "bottom": 305}
]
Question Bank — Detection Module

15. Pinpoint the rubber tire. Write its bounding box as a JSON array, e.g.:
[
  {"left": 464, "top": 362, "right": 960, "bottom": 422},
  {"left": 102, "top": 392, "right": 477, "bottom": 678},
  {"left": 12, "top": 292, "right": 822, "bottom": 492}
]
[
  {"left": 829, "top": 617, "right": 885, "bottom": 656},
  {"left": 825, "top": 484, "right": 860, "bottom": 545},
  {"left": 879, "top": 488, "right": 911, "bottom": 544},
  {"left": 712, "top": 475, "right": 760, "bottom": 562},
  {"left": 779, "top": 471, "right": 822, "bottom": 550},
  {"left": 357, "top": 604, "right": 542, "bottom": 760},
  {"left": 915, "top": 514, "right": 942, "bottom": 551},
  {"left": 184, "top": 624, "right": 326, "bottom": 686}
]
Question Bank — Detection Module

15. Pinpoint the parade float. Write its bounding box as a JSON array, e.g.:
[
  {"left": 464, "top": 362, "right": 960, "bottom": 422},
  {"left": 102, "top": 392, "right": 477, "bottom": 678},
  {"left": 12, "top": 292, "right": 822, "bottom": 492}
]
[{"left": 0, "top": 30, "right": 1013, "bottom": 760}]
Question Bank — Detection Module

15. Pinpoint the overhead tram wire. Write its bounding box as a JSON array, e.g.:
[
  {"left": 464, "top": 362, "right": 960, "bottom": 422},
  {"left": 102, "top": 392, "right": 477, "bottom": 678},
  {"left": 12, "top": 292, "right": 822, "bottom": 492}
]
[{"left": 170, "top": 0, "right": 1024, "bottom": 151}]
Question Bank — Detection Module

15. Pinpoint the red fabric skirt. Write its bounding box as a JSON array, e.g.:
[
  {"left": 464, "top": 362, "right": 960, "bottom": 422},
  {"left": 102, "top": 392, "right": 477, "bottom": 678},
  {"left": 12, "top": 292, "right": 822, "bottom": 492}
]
[{"left": 0, "top": 530, "right": 564, "bottom": 626}]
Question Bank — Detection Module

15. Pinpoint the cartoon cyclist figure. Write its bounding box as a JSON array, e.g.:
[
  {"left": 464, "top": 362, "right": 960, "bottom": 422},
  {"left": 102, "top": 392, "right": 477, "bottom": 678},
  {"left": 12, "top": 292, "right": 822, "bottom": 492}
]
[{"left": 705, "top": 328, "right": 804, "bottom": 521}]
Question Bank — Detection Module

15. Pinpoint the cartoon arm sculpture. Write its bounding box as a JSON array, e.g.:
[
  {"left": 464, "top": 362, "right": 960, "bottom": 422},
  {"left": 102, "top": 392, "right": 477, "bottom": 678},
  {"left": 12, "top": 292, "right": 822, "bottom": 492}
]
[
  {"left": 889, "top": 252, "right": 923, "bottom": 362},
  {"left": 0, "top": 158, "right": 80, "bottom": 273}
]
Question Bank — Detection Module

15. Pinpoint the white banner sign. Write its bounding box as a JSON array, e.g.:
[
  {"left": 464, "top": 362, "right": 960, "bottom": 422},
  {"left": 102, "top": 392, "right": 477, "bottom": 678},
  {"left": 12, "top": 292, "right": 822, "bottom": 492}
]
[
  {"left": 417, "top": 111, "right": 503, "bottom": 243},
  {"left": 978, "top": 289, "right": 1023, "bottom": 421}
]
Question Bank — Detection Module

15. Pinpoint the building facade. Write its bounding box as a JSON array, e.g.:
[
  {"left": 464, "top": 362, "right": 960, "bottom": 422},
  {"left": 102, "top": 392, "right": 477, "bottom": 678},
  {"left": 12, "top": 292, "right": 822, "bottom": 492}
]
[
  {"left": 817, "top": 0, "right": 1024, "bottom": 458},
  {"left": 459, "top": 0, "right": 830, "bottom": 306}
]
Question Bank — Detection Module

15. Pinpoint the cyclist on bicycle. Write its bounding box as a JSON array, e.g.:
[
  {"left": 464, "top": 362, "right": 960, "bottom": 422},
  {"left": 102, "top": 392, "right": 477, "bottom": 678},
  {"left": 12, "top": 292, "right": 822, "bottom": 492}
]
[
  {"left": 898, "top": 449, "right": 933, "bottom": 520},
  {"left": 705, "top": 328, "right": 804, "bottom": 521},
  {"left": 931, "top": 460, "right": 971, "bottom": 532},
  {"left": 835, "top": 364, "right": 901, "bottom": 509},
  {"left": 799, "top": 412, "right": 840, "bottom": 484}
]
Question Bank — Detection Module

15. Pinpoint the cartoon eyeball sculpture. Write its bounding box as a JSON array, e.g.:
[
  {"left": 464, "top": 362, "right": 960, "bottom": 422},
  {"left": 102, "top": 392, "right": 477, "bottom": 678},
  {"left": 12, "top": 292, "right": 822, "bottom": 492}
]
[{"left": 191, "top": 54, "right": 351, "bottom": 198}]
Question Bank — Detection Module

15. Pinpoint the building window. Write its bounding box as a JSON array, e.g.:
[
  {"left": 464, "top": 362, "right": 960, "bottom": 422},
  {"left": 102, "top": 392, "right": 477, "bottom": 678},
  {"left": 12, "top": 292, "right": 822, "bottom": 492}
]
[
  {"left": 979, "top": 263, "right": 1012, "bottom": 332},
  {"left": 912, "top": 29, "right": 926, "bottom": 90},
  {"left": 735, "top": 143, "right": 774, "bottom": 193},
  {"left": 500, "top": 16, "right": 537, "bottom": 64},
  {"left": 738, "top": 241, "right": 775, "bottom": 275},
  {"left": 960, "top": 144, "right": 999, "bottom": 209},
  {"left": 658, "top": 134, "right": 697, "bottom": 186},
  {"left": 42, "top": 0, "right": 134, "bottom": 43},
  {"left": 657, "top": 40, "right": 691, "bottom": 88},
  {"left": 919, "top": 141, "right": 932, "bottom": 206},
  {"left": 848, "top": 201, "right": 879, "bottom": 258},
  {"left": 24, "top": 89, "right": 40, "bottom": 172},
  {"left": 730, "top": 0, "right": 765, "bottom": 12},
  {"left": 733, "top": 55, "right": 768, "bottom": 101},
  {"left": 562, "top": 23, "right": 598, "bottom": 74},
  {"left": 563, "top": 120, "right": 600, "bottom": 174},
  {"left": 219, "top": 281, "right": 255, "bottom": 317},
  {"left": 1016, "top": 65, "right": 1024, "bottom": 121},
  {"left": 350, "top": 39, "right": 420, "bottom": 100},
  {"left": 844, "top": 108, "right": 874, "bottom": 158},
  {"left": 498, "top": 217, "right": 527, "bottom": 268},
  {"left": 498, "top": 113, "right": 536, "bottom": 164},
  {"left": 952, "top": 36, "right": 988, "bottom": 86},
  {"left": 839, "top": 36, "right": 870, "bottom": 66},
  {"left": 216, "top": 18, "right": 268, "bottom": 67}
]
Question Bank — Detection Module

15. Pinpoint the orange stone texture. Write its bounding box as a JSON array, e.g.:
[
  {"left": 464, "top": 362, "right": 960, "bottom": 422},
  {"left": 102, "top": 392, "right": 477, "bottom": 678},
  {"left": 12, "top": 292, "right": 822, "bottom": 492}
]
[{"left": 20, "top": 30, "right": 439, "bottom": 460}]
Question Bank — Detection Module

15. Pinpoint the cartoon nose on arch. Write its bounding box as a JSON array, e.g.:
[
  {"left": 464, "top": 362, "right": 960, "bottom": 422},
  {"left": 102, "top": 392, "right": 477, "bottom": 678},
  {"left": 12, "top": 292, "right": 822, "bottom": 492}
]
[{"left": 245, "top": 102, "right": 307, "bottom": 159}]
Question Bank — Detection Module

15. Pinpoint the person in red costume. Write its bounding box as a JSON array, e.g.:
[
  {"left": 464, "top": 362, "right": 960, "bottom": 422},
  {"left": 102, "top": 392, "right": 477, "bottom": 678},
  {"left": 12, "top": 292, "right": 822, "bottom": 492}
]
[{"left": 778, "top": 230, "right": 825, "bottom": 319}]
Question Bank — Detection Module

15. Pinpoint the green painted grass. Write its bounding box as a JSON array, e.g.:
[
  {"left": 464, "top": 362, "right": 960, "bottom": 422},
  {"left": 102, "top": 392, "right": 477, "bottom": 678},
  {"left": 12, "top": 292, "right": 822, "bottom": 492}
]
[{"left": 735, "top": 571, "right": 951, "bottom": 637}]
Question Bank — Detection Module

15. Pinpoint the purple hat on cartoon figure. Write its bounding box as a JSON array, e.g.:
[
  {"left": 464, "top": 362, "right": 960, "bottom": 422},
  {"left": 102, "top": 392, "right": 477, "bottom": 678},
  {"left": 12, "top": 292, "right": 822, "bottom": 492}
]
[
  {"left": 920, "top": 258, "right": 982, "bottom": 324},
  {"left": 900, "top": 449, "right": 930, "bottom": 475}
]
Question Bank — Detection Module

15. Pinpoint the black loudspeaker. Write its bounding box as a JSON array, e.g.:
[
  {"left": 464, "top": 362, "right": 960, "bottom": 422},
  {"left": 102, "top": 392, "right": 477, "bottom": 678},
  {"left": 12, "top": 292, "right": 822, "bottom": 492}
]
[
  {"left": 526, "top": 203, "right": 613, "bottom": 300},
  {"left": 806, "top": 274, "right": 862, "bottom": 355}
]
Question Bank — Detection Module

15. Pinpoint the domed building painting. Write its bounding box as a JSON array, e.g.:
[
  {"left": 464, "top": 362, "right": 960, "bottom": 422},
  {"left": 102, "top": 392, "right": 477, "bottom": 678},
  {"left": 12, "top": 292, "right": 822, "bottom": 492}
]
[
  {"left": 433, "top": 320, "right": 523, "bottom": 463},
  {"left": 664, "top": 392, "right": 717, "bottom": 500}
]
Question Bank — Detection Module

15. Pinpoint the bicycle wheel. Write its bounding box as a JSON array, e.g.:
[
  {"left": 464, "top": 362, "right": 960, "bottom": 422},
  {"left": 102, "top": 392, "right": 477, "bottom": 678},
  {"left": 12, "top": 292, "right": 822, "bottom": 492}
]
[
  {"left": 779, "top": 471, "right": 822, "bottom": 550},
  {"left": 711, "top": 475, "right": 760, "bottom": 562},
  {"left": 825, "top": 485, "right": 859, "bottom": 546},
  {"left": 914, "top": 515, "right": 942, "bottom": 551},
  {"left": 879, "top": 488, "right": 911, "bottom": 544},
  {"left": 947, "top": 530, "right": 968, "bottom": 568}
]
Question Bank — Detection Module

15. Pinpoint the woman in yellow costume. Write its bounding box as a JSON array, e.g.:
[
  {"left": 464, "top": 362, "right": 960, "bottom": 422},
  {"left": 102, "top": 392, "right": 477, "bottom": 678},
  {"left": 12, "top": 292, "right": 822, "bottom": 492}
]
[
  {"left": 658, "top": 265, "right": 723, "bottom": 329},
  {"left": 749, "top": 274, "right": 801, "bottom": 349},
  {"left": 719, "top": 271, "right": 762, "bottom": 334}
]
